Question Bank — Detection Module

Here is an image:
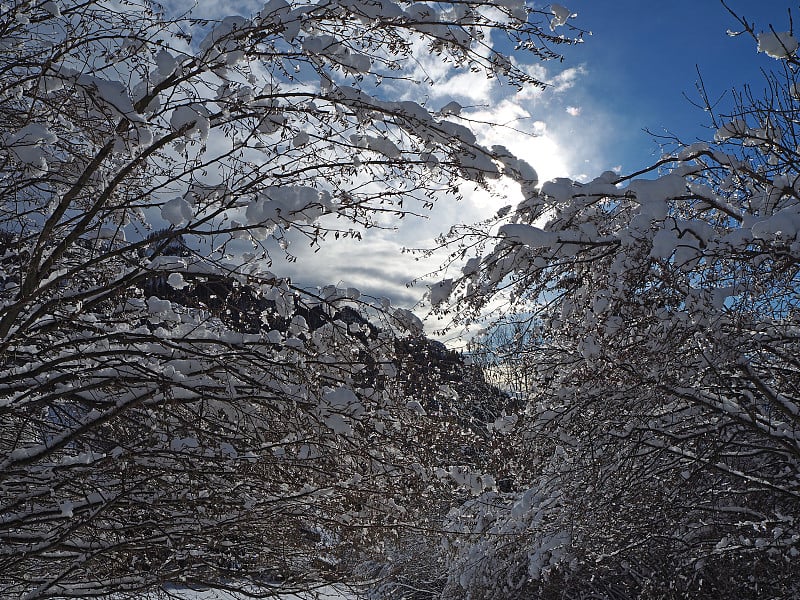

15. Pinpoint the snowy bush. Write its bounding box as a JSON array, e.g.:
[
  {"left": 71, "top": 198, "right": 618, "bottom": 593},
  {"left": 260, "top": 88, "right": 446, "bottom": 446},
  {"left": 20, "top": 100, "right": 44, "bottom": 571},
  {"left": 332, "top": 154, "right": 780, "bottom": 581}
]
[
  {"left": 435, "top": 6, "right": 800, "bottom": 599},
  {"left": 0, "top": 0, "right": 581, "bottom": 597}
]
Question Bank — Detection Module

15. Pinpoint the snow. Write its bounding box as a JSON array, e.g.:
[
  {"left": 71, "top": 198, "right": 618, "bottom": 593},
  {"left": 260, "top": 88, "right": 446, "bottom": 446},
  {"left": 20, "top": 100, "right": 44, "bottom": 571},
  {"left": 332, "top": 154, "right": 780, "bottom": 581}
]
[
  {"left": 462, "top": 257, "right": 481, "bottom": 276},
  {"left": 626, "top": 174, "right": 686, "bottom": 207},
  {"left": 303, "top": 35, "right": 371, "bottom": 73},
  {"left": 259, "top": 0, "right": 291, "bottom": 23},
  {"left": 499, "top": 223, "right": 556, "bottom": 247},
  {"left": 495, "top": 0, "right": 527, "bottom": 21},
  {"left": 323, "top": 413, "right": 353, "bottom": 435},
  {"left": 245, "top": 185, "right": 333, "bottom": 227},
  {"left": 42, "top": 1, "right": 61, "bottom": 17},
  {"left": 676, "top": 141, "right": 709, "bottom": 160},
  {"left": 541, "top": 177, "right": 578, "bottom": 202},
  {"left": 38, "top": 75, "right": 66, "bottom": 94},
  {"left": 366, "top": 136, "right": 400, "bottom": 158},
  {"left": 339, "top": 0, "right": 403, "bottom": 23},
  {"left": 155, "top": 48, "right": 177, "bottom": 77},
  {"left": 199, "top": 15, "right": 249, "bottom": 56},
  {"left": 293, "top": 131, "right": 310, "bottom": 147},
  {"left": 146, "top": 296, "right": 172, "bottom": 314},
  {"left": 322, "top": 387, "right": 361, "bottom": 413},
  {"left": 170, "top": 436, "right": 200, "bottom": 451},
  {"left": 550, "top": 4, "right": 573, "bottom": 31},
  {"left": 405, "top": 400, "right": 427, "bottom": 415},
  {"left": 171, "top": 105, "right": 211, "bottom": 141},
  {"left": 77, "top": 74, "right": 145, "bottom": 123},
  {"left": 440, "top": 100, "right": 463, "bottom": 116},
  {"left": 493, "top": 145, "right": 539, "bottom": 192},
  {"left": 491, "top": 413, "right": 518, "bottom": 433},
  {"left": 350, "top": 134, "right": 401, "bottom": 158},
  {"left": 436, "top": 119, "right": 477, "bottom": 146},
  {"left": 88, "top": 586, "right": 358, "bottom": 599},
  {"left": 257, "top": 113, "right": 286, "bottom": 134},
  {"left": 392, "top": 307, "right": 423, "bottom": 333},
  {"left": 757, "top": 31, "right": 798, "bottom": 59},
  {"left": 146, "top": 256, "right": 188, "bottom": 272},
  {"left": 429, "top": 278, "right": 454, "bottom": 307},
  {"left": 714, "top": 119, "right": 748, "bottom": 142},
  {"left": 5, "top": 123, "right": 58, "bottom": 174},
  {"left": 650, "top": 227, "right": 679, "bottom": 259},
  {"left": 751, "top": 205, "right": 800, "bottom": 241},
  {"left": 167, "top": 272, "right": 188, "bottom": 289},
  {"left": 161, "top": 196, "right": 194, "bottom": 226}
]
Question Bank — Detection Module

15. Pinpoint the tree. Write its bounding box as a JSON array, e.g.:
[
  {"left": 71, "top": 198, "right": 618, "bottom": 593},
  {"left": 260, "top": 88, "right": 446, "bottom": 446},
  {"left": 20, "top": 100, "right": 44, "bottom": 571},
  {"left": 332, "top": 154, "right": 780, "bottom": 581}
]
[
  {"left": 435, "top": 7, "right": 800, "bottom": 599},
  {"left": 0, "top": 0, "right": 583, "bottom": 597}
]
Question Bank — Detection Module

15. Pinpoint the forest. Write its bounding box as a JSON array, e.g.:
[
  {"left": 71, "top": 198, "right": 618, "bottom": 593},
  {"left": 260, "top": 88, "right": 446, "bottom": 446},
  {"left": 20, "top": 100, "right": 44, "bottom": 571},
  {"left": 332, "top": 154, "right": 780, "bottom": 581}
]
[{"left": 0, "top": 1, "right": 798, "bottom": 598}]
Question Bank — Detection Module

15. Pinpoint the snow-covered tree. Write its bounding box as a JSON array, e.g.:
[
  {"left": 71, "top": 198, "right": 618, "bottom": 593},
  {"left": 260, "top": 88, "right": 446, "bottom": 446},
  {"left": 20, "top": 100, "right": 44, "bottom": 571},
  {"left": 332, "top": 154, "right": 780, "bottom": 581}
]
[
  {"left": 435, "top": 9, "right": 800, "bottom": 600},
  {"left": 0, "top": 0, "right": 582, "bottom": 597}
]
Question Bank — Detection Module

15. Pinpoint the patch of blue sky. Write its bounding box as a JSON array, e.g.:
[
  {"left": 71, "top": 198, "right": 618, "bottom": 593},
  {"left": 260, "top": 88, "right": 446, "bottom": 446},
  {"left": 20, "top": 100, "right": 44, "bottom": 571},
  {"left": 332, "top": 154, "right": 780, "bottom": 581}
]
[{"left": 552, "top": 1, "right": 795, "bottom": 174}]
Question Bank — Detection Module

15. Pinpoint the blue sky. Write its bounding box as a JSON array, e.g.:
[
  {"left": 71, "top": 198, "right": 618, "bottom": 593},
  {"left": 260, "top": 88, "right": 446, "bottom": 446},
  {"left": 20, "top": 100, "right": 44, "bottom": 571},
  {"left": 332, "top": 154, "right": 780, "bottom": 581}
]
[
  {"left": 268, "top": 1, "right": 800, "bottom": 324},
  {"left": 165, "top": 1, "right": 798, "bottom": 327},
  {"left": 553, "top": 1, "right": 793, "bottom": 174}
]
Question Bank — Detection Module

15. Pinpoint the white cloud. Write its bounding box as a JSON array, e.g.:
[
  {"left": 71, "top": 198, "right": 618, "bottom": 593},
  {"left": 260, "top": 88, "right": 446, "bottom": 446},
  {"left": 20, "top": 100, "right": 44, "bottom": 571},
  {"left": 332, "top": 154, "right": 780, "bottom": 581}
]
[
  {"left": 156, "top": 1, "right": 617, "bottom": 335},
  {"left": 166, "top": 0, "right": 261, "bottom": 19},
  {"left": 266, "top": 76, "right": 603, "bottom": 336},
  {"left": 549, "top": 65, "right": 588, "bottom": 93},
  {"left": 464, "top": 100, "right": 570, "bottom": 184},
  {"left": 396, "top": 37, "right": 498, "bottom": 104},
  {"left": 270, "top": 229, "right": 442, "bottom": 309}
]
